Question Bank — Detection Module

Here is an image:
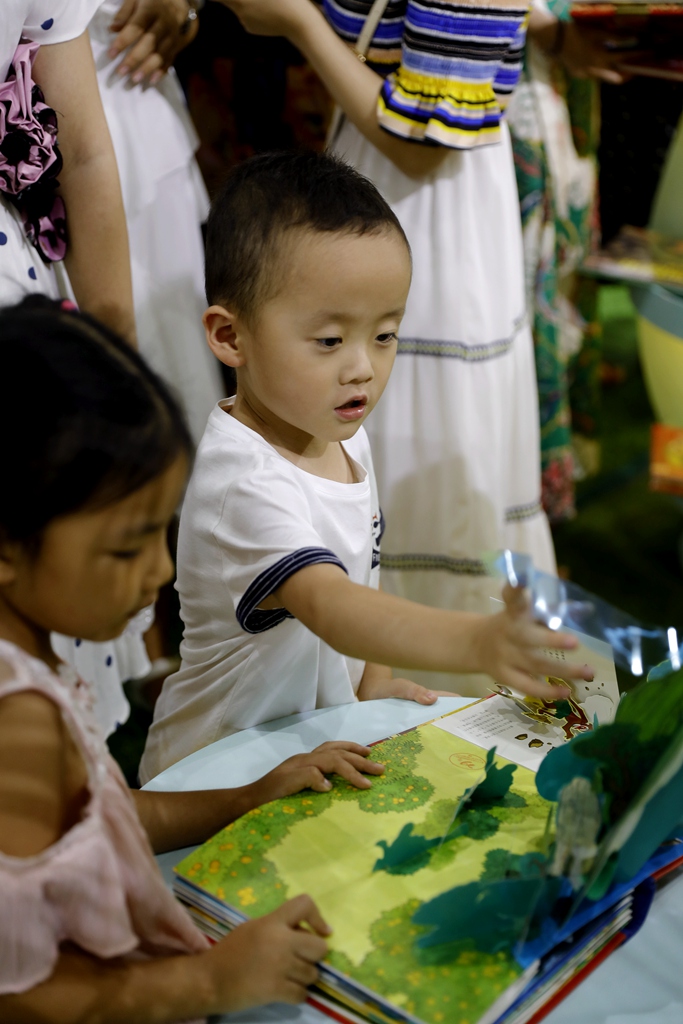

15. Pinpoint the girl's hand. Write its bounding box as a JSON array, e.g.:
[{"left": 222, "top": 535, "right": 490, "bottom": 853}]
[
  {"left": 0, "top": 896, "right": 329, "bottom": 1018},
  {"left": 109, "top": 0, "right": 199, "bottom": 85},
  {"left": 475, "top": 585, "right": 593, "bottom": 700},
  {"left": 257, "top": 741, "right": 385, "bottom": 798},
  {"left": 134, "top": 742, "right": 383, "bottom": 852},
  {"left": 205, "top": 895, "right": 330, "bottom": 1011}
]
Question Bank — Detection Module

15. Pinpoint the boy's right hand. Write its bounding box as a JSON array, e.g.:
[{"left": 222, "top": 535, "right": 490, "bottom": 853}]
[
  {"left": 205, "top": 895, "right": 330, "bottom": 1012},
  {"left": 476, "top": 585, "right": 594, "bottom": 699}
]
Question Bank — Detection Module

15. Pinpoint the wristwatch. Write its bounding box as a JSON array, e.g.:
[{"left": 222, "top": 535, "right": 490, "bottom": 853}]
[{"left": 180, "top": 0, "right": 204, "bottom": 35}]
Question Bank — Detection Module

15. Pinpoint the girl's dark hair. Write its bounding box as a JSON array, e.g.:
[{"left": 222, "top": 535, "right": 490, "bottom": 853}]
[
  {"left": 0, "top": 296, "right": 192, "bottom": 547},
  {"left": 205, "top": 150, "right": 410, "bottom": 319}
]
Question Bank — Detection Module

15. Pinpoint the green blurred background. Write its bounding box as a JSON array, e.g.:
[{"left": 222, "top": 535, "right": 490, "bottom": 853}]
[{"left": 554, "top": 285, "right": 683, "bottom": 632}]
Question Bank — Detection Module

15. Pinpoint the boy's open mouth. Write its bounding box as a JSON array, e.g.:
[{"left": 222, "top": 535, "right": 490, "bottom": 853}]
[{"left": 335, "top": 396, "right": 367, "bottom": 421}]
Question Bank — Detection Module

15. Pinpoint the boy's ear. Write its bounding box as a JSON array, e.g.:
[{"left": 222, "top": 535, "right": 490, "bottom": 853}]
[
  {"left": 0, "top": 542, "right": 19, "bottom": 585},
  {"left": 203, "top": 305, "right": 247, "bottom": 368}
]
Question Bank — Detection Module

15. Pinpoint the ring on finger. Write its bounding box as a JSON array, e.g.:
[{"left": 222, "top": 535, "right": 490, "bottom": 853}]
[{"left": 180, "top": 0, "right": 203, "bottom": 34}]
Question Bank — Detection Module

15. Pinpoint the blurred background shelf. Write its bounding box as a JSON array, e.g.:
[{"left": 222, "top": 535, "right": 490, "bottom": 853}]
[{"left": 553, "top": 283, "right": 683, "bottom": 631}]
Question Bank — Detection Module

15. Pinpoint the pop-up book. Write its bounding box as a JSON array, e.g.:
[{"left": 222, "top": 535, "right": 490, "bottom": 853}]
[
  {"left": 174, "top": 663, "right": 683, "bottom": 1024},
  {"left": 435, "top": 629, "right": 620, "bottom": 772}
]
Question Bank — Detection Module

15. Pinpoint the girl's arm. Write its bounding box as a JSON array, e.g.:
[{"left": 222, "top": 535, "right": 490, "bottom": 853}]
[
  {"left": 221, "top": 0, "right": 450, "bottom": 179},
  {"left": 0, "top": 690, "right": 330, "bottom": 1022},
  {"left": 32, "top": 32, "right": 137, "bottom": 345},
  {"left": 0, "top": 897, "right": 329, "bottom": 1024},
  {"left": 132, "top": 740, "right": 385, "bottom": 852},
  {"left": 271, "top": 565, "right": 594, "bottom": 699}
]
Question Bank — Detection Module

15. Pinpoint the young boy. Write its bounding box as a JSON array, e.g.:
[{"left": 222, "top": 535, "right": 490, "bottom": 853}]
[{"left": 140, "top": 152, "right": 590, "bottom": 783}]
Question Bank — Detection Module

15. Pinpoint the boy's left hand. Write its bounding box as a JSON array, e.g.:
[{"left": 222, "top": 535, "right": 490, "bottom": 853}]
[
  {"left": 257, "top": 741, "right": 385, "bottom": 800},
  {"left": 361, "top": 676, "right": 453, "bottom": 705},
  {"left": 357, "top": 662, "right": 454, "bottom": 705}
]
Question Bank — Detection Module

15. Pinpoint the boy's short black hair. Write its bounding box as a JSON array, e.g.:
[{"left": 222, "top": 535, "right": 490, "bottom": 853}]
[{"left": 205, "top": 150, "right": 409, "bottom": 319}]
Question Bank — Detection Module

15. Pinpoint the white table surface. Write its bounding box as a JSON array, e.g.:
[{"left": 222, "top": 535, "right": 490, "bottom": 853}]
[{"left": 148, "top": 698, "right": 683, "bottom": 1024}]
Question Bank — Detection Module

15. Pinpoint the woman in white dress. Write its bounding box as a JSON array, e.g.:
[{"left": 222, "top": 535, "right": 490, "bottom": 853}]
[
  {"left": 220, "top": 0, "right": 557, "bottom": 695},
  {"left": 0, "top": 4, "right": 147, "bottom": 733},
  {"left": 89, "top": 0, "right": 224, "bottom": 447},
  {"left": 58, "top": 2, "right": 225, "bottom": 732}
]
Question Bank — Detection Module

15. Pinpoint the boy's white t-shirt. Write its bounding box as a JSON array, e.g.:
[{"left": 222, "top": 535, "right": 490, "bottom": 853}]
[{"left": 140, "top": 400, "right": 383, "bottom": 783}]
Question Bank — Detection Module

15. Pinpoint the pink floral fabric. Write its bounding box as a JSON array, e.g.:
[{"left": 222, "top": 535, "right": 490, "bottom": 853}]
[
  {"left": 0, "top": 640, "right": 209, "bottom": 996},
  {"left": 0, "top": 40, "right": 66, "bottom": 261}
]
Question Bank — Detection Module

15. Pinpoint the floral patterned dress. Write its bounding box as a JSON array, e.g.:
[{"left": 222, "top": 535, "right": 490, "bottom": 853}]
[
  {"left": 507, "top": 0, "right": 601, "bottom": 523},
  {"left": 0, "top": 639, "right": 208, "bottom": 1003}
]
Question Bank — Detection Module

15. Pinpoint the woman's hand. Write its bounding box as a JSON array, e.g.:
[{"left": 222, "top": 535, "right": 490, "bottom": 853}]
[
  {"left": 558, "top": 20, "right": 642, "bottom": 83},
  {"left": 528, "top": 7, "right": 645, "bottom": 84},
  {"left": 108, "top": 0, "right": 199, "bottom": 86},
  {"left": 255, "top": 740, "right": 386, "bottom": 798},
  {"left": 216, "top": 0, "right": 308, "bottom": 38}
]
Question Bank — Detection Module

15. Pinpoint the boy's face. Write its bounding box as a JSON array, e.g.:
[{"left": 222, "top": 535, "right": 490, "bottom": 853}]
[{"left": 214, "top": 226, "right": 411, "bottom": 449}]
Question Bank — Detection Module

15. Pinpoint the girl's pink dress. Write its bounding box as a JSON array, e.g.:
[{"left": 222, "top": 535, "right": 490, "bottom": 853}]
[{"left": 0, "top": 638, "right": 209, "bottom": 996}]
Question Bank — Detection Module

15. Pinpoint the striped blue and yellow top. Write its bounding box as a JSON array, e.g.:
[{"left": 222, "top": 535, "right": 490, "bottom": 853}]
[{"left": 323, "top": 0, "right": 530, "bottom": 148}]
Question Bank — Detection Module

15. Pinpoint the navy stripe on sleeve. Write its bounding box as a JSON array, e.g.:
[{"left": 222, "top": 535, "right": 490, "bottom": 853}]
[{"left": 236, "top": 547, "right": 348, "bottom": 634}]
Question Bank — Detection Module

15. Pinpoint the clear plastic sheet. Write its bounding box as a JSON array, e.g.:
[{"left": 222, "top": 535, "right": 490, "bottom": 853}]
[{"left": 485, "top": 550, "right": 681, "bottom": 681}]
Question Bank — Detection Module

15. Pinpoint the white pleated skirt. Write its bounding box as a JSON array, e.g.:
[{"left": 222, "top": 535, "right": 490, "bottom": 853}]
[
  {"left": 90, "top": 2, "right": 223, "bottom": 446},
  {"left": 333, "top": 121, "right": 556, "bottom": 695}
]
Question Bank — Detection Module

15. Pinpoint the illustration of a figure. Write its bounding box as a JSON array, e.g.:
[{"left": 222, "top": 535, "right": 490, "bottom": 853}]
[{"left": 550, "top": 777, "right": 602, "bottom": 890}]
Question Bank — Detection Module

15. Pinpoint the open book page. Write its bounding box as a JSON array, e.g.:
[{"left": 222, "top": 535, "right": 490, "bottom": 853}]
[{"left": 433, "top": 630, "right": 619, "bottom": 772}]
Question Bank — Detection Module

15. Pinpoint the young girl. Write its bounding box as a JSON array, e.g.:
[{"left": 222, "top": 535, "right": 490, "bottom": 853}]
[{"left": 0, "top": 297, "right": 383, "bottom": 1021}]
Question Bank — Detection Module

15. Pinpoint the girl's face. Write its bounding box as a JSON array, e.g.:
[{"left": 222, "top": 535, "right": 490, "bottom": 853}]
[{"left": 0, "top": 455, "right": 187, "bottom": 644}]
